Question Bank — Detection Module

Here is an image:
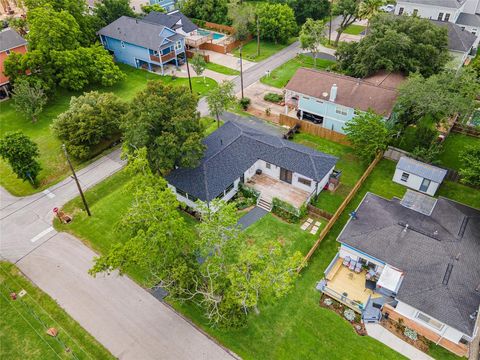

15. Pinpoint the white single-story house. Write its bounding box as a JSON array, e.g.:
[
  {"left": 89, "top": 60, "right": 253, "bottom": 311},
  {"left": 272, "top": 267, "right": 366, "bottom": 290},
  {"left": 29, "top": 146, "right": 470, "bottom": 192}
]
[
  {"left": 166, "top": 121, "right": 339, "bottom": 211},
  {"left": 393, "top": 156, "right": 447, "bottom": 196},
  {"left": 319, "top": 191, "right": 480, "bottom": 356}
]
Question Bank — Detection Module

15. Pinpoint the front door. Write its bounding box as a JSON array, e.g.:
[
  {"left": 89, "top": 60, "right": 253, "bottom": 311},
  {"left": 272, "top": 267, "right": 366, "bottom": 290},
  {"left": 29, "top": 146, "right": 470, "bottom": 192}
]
[
  {"left": 419, "top": 178, "right": 431, "bottom": 192},
  {"left": 280, "top": 168, "right": 293, "bottom": 184}
]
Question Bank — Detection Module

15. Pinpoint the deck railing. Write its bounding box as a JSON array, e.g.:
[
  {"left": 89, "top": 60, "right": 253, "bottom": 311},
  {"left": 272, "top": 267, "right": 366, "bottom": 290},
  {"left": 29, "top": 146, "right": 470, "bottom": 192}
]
[
  {"left": 150, "top": 51, "right": 176, "bottom": 64},
  {"left": 322, "top": 286, "right": 364, "bottom": 313}
]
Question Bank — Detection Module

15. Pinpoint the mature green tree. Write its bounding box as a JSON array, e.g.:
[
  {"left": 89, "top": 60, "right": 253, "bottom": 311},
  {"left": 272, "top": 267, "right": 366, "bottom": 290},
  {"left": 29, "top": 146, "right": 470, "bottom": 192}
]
[
  {"left": 141, "top": 3, "right": 166, "bottom": 14},
  {"left": 206, "top": 80, "right": 236, "bottom": 129},
  {"left": 181, "top": 0, "right": 229, "bottom": 24},
  {"left": 7, "top": 16, "right": 28, "bottom": 36},
  {"left": 12, "top": 79, "right": 48, "bottom": 123},
  {"left": 121, "top": 81, "right": 205, "bottom": 174},
  {"left": 411, "top": 142, "right": 443, "bottom": 164},
  {"left": 336, "top": 14, "right": 449, "bottom": 77},
  {"left": 344, "top": 111, "right": 391, "bottom": 162},
  {"left": 191, "top": 53, "right": 207, "bottom": 82},
  {"left": 395, "top": 69, "right": 479, "bottom": 126},
  {"left": 229, "top": 3, "right": 254, "bottom": 41},
  {"left": 51, "top": 45, "right": 125, "bottom": 91},
  {"left": 287, "top": 0, "right": 330, "bottom": 25},
  {"left": 0, "top": 132, "right": 41, "bottom": 184},
  {"left": 27, "top": 5, "right": 80, "bottom": 52},
  {"left": 94, "top": 0, "right": 136, "bottom": 27},
  {"left": 90, "top": 148, "right": 198, "bottom": 296},
  {"left": 459, "top": 145, "right": 480, "bottom": 187},
  {"left": 469, "top": 50, "right": 480, "bottom": 78},
  {"left": 52, "top": 91, "right": 127, "bottom": 160},
  {"left": 358, "top": 0, "right": 385, "bottom": 30},
  {"left": 299, "top": 19, "right": 326, "bottom": 67},
  {"left": 332, "top": 0, "right": 362, "bottom": 46},
  {"left": 257, "top": 3, "right": 297, "bottom": 44}
]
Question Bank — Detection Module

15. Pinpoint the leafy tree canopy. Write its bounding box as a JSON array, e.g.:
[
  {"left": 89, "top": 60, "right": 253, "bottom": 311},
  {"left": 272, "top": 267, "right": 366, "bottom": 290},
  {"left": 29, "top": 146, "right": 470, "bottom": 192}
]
[
  {"left": 181, "top": 0, "right": 229, "bottom": 24},
  {"left": 344, "top": 110, "right": 391, "bottom": 162},
  {"left": 121, "top": 81, "right": 205, "bottom": 174},
  {"left": 206, "top": 80, "right": 236, "bottom": 128},
  {"left": 94, "top": 0, "right": 136, "bottom": 27},
  {"left": 459, "top": 145, "right": 480, "bottom": 187},
  {"left": 336, "top": 14, "right": 450, "bottom": 77},
  {"left": 287, "top": 0, "right": 330, "bottom": 25},
  {"left": 52, "top": 91, "right": 127, "bottom": 160},
  {"left": 299, "top": 19, "right": 325, "bottom": 67},
  {"left": 141, "top": 3, "right": 166, "bottom": 14},
  {"left": 257, "top": 3, "right": 297, "bottom": 44},
  {"left": 0, "top": 131, "right": 41, "bottom": 184},
  {"left": 12, "top": 79, "right": 48, "bottom": 123}
]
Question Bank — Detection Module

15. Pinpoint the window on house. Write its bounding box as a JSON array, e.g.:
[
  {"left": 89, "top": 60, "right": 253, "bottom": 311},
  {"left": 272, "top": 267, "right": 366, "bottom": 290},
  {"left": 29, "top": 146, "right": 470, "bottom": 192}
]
[
  {"left": 398, "top": 7, "right": 404, "bottom": 15},
  {"left": 437, "top": 12, "right": 444, "bottom": 21},
  {"left": 298, "top": 177, "right": 312, "bottom": 187},
  {"left": 265, "top": 162, "right": 271, "bottom": 169},
  {"left": 401, "top": 172, "right": 409, "bottom": 182},
  {"left": 335, "top": 106, "right": 348, "bottom": 116},
  {"left": 176, "top": 188, "right": 187, "bottom": 197},
  {"left": 416, "top": 312, "right": 444, "bottom": 331},
  {"left": 188, "top": 193, "right": 198, "bottom": 202},
  {"left": 5, "top": 49, "right": 10, "bottom": 55},
  {"left": 412, "top": 9, "right": 418, "bottom": 16},
  {"left": 420, "top": 178, "right": 431, "bottom": 192},
  {"left": 472, "top": 29, "right": 478, "bottom": 35},
  {"left": 174, "top": 41, "right": 182, "bottom": 50},
  {"left": 302, "top": 96, "right": 310, "bottom": 100},
  {"left": 225, "top": 182, "right": 234, "bottom": 194},
  {"left": 121, "top": 41, "right": 125, "bottom": 48},
  {"left": 444, "top": 13, "right": 450, "bottom": 22}
]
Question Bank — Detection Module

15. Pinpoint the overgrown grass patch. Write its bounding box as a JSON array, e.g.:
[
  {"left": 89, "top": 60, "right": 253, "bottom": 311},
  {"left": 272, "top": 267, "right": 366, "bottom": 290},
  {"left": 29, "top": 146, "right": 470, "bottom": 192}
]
[
  {"left": 205, "top": 62, "right": 240, "bottom": 75},
  {"left": 232, "top": 38, "right": 296, "bottom": 62}
]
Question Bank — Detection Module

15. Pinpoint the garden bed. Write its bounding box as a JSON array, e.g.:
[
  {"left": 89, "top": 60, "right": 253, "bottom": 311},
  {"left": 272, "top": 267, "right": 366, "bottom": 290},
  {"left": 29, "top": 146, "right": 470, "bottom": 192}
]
[
  {"left": 319, "top": 294, "right": 367, "bottom": 336},
  {"left": 381, "top": 318, "right": 430, "bottom": 353}
]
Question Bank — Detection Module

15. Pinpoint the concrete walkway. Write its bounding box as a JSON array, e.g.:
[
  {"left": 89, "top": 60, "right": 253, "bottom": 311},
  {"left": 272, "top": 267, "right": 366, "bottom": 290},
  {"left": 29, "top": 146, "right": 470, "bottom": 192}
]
[
  {"left": 237, "top": 206, "right": 268, "bottom": 229},
  {"left": 0, "top": 149, "right": 236, "bottom": 360},
  {"left": 365, "top": 323, "right": 434, "bottom": 360}
]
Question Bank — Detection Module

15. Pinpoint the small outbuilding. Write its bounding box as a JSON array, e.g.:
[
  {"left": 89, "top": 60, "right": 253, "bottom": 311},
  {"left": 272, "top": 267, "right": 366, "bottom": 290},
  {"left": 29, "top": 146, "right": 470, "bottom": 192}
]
[{"left": 393, "top": 157, "right": 447, "bottom": 196}]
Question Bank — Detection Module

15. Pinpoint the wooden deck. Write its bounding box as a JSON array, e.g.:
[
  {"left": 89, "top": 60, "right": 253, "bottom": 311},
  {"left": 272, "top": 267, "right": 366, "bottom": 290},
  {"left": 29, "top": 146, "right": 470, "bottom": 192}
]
[
  {"left": 326, "top": 259, "right": 382, "bottom": 306},
  {"left": 246, "top": 173, "right": 309, "bottom": 208}
]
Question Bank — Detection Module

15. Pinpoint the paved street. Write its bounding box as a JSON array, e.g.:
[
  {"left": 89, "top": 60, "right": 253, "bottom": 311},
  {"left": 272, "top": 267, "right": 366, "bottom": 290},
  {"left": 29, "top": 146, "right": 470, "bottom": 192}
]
[{"left": 0, "top": 149, "right": 235, "bottom": 360}]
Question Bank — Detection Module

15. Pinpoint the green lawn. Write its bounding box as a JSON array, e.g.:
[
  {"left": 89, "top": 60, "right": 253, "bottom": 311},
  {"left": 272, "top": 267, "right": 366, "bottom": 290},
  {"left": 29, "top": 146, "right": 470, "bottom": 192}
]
[
  {"left": 0, "top": 64, "right": 217, "bottom": 196},
  {"left": 260, "top": 54, "right": 335, "bottom": 88},
  {"left": 232, "top": 38, "right": 296, "bottom": 62},
  {"left": 436, "top": 133, "right": 480, "bottom": 171},
  {"left": 0, "top": 262, "right": 113, "bottom": 360},
  {"left": 205, "top": 62, "right": 240, "bottom": 76},
  {"left": 343, "top": 24, "right": 366, "bottom": 35},
  {"left": 293, "top": 133, "right": 367, "bottom": 214}
]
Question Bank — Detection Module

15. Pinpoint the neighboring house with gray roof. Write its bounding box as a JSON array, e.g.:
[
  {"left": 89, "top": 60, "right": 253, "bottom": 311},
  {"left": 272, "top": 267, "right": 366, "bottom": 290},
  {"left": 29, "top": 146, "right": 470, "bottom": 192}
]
[
  {"left": 321, "top": 192, "right": 479, "bottom": 356},
  {"left": 0, "top": 28, "right": 28, "bottom": 94},
  {"left": 144, "top": 10, "right": 198, "bottom": 36},
  {"left": 166, "top": 121, "right": 338, "bottom": 211},
  {"left": 97, "top": 16, "right": 186, "bottom": 74},
  {"left": 393, "top": 157, "right": 447, "bottom": 196}
]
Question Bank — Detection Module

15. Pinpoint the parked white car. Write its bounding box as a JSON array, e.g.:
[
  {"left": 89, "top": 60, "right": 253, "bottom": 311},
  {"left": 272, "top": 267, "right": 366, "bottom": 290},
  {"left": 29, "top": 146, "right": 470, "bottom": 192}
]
[{"left": 380, "top": 4, "right": 395, "bottom": 12}]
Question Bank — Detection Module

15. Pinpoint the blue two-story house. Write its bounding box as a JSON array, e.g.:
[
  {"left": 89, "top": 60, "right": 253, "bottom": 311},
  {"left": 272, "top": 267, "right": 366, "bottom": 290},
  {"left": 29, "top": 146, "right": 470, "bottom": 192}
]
[
  {"left": 97, "top": 16, "right": 186, "bottom": 75},
  {"left": 285, "top": 69, "right": 405, "bottom": 134}
]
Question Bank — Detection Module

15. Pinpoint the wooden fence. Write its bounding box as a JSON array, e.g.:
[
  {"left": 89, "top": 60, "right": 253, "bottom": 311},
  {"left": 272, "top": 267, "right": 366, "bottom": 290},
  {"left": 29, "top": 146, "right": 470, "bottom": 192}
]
[
  {"left": 279, "top": 114, "right": 351, "bottom": 146},
  {"left": 300, "top": 153, "right": 383, "bottom": 270},
  {"left": 307, "top": 205, "right": 333, "bottom": 220},
  {"left": 186, "top": 50, "right": 210, "bottom": 62},
  {"left": 451, "top": 123, "right": 480, "bottom": 137},
  {"left": 199, "top": 35, "right": 252, "bottom": 54},
  {"left": 204, "top": 22, "right": 236, "bottom": 34}
]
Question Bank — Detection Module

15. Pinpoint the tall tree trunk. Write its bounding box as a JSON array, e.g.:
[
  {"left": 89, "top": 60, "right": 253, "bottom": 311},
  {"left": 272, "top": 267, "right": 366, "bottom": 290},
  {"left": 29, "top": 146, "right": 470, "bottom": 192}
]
[
  {"left": 216, "top": 111, "right": 220, "bottom": 128},
  {"left": 314, "top": 53, "right": 317, "bottom": 68},
  {"left": 256, "top": 17, "right": 260, "bottom": 57},
  {"left": 334, "top": 29, "right": 342, "bottom": 47}
]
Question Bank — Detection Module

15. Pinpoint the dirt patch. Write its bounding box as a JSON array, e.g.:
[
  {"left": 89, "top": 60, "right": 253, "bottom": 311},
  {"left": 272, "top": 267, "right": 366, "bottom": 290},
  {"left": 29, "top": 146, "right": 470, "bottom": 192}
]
[
  {"left": 319, "top": 294, "right": 367, "bottom": 336},
  {"left": 246, "top": 107, "right": 280, "bottom": 124}
]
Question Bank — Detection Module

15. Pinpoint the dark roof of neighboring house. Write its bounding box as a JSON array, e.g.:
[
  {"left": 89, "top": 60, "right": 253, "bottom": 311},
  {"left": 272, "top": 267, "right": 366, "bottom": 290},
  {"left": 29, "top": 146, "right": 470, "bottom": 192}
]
[
  {"left": 0, "top": 28, "right": 27, "bottom": 52},
  {"left": 338, "top": 192, "right": 480, "bottom": 336},
  {"left": 166, "top": 121, "right": 338, "bottom": 201},
  {"left": 143, "top": 11, "right": 198, "bottom": 34},
  {"left": 432, "top": 20, "right": 477, "bottom": 52},
  {"left": 456, "top": 12, "right": 480, "bottom": 27},
  {"left": 97, "top": 16, "right": 182, "bottom": 50},
  {"left": 398, "top": 0, "right": 466, "bottom": 8},
  {"left": 285, "top": 68, "right": 402, "bottom": 117},
  {"left": 396, "top": 157, "right": 447, "bottom": 183}
]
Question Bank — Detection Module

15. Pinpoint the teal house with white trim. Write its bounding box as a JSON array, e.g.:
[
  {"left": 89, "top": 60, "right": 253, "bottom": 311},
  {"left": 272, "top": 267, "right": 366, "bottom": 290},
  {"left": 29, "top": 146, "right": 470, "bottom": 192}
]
[
  {"left": 97, "top": 16, "right": 186, "bottom": 74},
  {"left": 285, "top": 69, "right": 405, "bottom": 134}
]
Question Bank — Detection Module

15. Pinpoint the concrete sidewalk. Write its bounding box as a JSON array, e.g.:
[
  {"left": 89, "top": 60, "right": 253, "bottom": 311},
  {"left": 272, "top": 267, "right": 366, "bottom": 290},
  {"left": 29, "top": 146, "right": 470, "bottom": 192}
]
[{"left": 365, "top": 323, "right": 434, "bottom": 360}]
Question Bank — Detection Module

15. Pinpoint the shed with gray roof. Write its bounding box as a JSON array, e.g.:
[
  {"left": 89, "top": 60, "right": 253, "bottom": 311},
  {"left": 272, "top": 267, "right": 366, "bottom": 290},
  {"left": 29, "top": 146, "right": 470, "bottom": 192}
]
[{"left": 393, "top": 157, "right": 447, "bottom": 196}]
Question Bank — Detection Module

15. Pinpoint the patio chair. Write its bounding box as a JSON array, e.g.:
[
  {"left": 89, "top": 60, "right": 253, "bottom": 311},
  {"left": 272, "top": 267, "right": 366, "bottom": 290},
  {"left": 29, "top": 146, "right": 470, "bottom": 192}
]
[
  {"left": 365, "top": 272, "right": 372, "bottom": 280},
  {"left": 342, "top": 256, "right": 351, "bottom": 266},
  {"left": 348, "top": 260, "right": 357, "bottom": 271},
  {"left": 354, "top": 262, "right": 362, "bottom": 273}
]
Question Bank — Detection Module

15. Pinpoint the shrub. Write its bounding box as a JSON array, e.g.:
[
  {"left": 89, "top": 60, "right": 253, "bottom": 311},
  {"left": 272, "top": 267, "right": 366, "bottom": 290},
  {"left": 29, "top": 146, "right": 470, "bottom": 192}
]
[
  {"left": 272, "top": 197, "right": 304, "bottom": 223},
  {"left": 343, "top": 309, "right": 356, "bottom": 322},
  {"left": 239, "top": 183, "right": 260, "bottom": 201},
  {"left": 404, "top": 327, "right": 418, "bottom": 341},
  {"left": 265, "top": 107, "right": 271, "bottom": 116},
  {"left": 264, "top": 92, "right": 283, "bottom": 103},
  {"left": 239, "top": 97, "right": 251, "bottom": 110}
]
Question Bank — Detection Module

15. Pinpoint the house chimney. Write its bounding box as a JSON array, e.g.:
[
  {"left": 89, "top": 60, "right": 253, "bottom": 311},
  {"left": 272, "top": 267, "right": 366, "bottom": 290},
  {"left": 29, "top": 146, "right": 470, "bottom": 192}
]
[{"left": 329, "top": 84, "right": 337, "bottom": 102}]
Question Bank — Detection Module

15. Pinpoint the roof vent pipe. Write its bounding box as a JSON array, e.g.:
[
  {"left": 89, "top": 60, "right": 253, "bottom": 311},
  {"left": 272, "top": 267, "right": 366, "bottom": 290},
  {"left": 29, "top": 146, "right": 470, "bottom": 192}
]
[{"left": 329, "top": 84, "right": 337, "bottom": 102}]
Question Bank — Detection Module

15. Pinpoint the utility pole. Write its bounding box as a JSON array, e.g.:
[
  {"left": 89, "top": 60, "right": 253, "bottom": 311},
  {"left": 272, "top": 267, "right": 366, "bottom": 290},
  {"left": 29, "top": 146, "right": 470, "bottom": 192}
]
[
  {"left": 185, "top": 51, "right": 193, "bottom": 93},
  {"left": 62, "top": 144, "right": 91, "bottom": 217},
  {"left": 239, "top": 46, "right": 244, "bottom": 99},
  {"left": 328, "top": 3, "right": 333, "bottom": 45}
]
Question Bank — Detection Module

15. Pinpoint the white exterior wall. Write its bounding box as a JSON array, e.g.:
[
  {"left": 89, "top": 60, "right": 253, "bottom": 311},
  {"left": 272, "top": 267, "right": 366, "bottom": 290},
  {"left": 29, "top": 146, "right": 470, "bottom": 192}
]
[
  {"left": 338, "top": 244, "right": 385, "bottom": 269},
  {"left": 392, "top": 168, "right": 440, "bottom": 196},
  {"left": 395, "top": 301, "right": 467, "bottom": 344},
  {"left": 395, "top": 1, "right": 462, "bottom": 21}
]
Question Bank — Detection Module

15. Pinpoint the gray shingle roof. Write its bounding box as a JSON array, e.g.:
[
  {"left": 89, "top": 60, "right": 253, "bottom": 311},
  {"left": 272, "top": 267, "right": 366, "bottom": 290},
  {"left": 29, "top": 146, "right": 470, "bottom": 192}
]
[
  {"left": 166, "top": 121, "right": 338, "bottom": 201},
  {"left": 397, "top": 157, "right": 447, "bottom": 183},
  {"left": 456, "top": 12, "right": 480, "bottom": 27},
  {"left": 0, "top": 28, "right": 27, "bottom": 52},
  {"left": 97, "top": 16, "right": 183, "bottom": 50},
  {"left": 338, "top": 193, "right": 480, "bottom": 336},
  {"left": 144, "top": 11, "right": 198, "bottom": 34},
  {"left": 431, "top": 20, "right": 477, "bottom": 52},
  {"left": 398, "top": 0, "right": 466, "bottom": 9}
]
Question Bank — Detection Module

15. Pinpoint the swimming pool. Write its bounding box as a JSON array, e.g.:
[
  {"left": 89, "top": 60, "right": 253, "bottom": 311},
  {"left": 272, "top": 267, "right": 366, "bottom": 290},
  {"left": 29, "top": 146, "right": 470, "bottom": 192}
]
[{"left": 198, "top": 29, "right": 225, "bottom": 40}]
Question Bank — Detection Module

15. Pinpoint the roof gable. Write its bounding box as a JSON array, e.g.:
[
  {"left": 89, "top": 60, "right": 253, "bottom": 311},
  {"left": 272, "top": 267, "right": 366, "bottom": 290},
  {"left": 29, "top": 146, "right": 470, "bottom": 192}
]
[{"left": 396, "top": 156, "right": 447, "bottom": 183}]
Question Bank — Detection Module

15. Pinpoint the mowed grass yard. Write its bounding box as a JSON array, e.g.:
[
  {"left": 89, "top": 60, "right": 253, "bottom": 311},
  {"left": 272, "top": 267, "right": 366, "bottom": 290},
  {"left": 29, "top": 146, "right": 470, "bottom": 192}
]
[
  {"left": 436, "top": 133, "right": 480, "bottom": 171},
  {"left": 343, "top": 24, "right": 367, "bottom": 35},
  {"left": 260, "top": 54, "right": 335, "bottom": 88},
  {"left": 232, "top": 38, "right": 296, "bottom": 62},
  {"left": 0, "top": 64, "right": 217, "bottom": 196},
  {"left": 0, "top": 262, "right": 113, "bottom": 360}
]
